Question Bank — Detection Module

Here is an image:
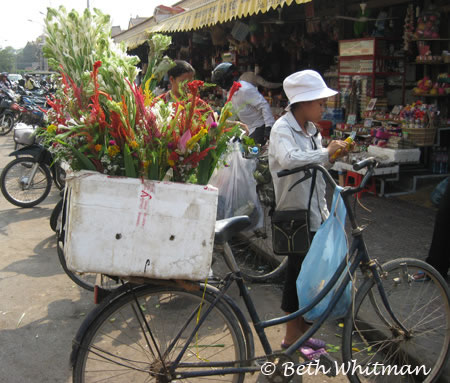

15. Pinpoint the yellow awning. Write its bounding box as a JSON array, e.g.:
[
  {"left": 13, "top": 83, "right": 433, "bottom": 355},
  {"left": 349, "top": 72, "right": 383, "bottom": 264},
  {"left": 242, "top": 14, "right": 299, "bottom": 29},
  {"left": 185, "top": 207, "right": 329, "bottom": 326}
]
[{"left": 149, "top": 0, "right": 312, "bottom": 33}]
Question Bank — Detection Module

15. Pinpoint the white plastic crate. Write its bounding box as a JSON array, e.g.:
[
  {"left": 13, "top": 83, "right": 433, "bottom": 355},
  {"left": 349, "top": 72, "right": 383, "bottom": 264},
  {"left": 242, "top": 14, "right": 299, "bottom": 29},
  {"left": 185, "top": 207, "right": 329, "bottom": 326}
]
[
  {"left": 368, "top": 146, "right": 421, "bottom": 163},
  {"left": 64, "top": 171, "right": 218, "bottom": 280}
]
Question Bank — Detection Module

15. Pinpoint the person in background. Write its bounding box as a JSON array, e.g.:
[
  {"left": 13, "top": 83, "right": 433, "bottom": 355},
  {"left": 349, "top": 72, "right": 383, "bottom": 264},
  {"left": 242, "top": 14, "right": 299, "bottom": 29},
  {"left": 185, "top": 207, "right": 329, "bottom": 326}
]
[
  {"left": 211, "top": 63, "right": 278, "bottom": 145},
  {"left": 154, "top": 60, "right": 195, "bottom": 102},
  {"left": 414, "top": 178, "right": 450, "bottom": 281},
  {"left": 0, "top": 73, "right": 12, "bottom": 90},
  {"left": 152, "top": 60, "right": 215, "bottom": 119},
  {"left": 269, "top": 70, "right": 350, "bottom": 360},
  {"left": 24, "top": 74, "right": 36, "bottom": 91}
]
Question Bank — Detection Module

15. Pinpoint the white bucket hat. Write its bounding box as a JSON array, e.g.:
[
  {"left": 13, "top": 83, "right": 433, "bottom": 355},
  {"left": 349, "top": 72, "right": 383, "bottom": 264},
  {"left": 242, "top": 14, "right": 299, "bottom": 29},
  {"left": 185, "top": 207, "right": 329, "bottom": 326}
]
[{"left": 283, "top": 70, "right": 337, "bottom": 110}]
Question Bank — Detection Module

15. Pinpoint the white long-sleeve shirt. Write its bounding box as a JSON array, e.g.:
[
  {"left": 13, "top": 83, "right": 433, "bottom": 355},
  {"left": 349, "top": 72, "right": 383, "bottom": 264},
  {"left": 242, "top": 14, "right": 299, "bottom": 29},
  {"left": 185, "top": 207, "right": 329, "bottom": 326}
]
[
  {"left": 230, "top": 80, "right": 275, "bottom": 134},
  {"left": 268, "top": 111, "right": 332, "bottom": 231}
]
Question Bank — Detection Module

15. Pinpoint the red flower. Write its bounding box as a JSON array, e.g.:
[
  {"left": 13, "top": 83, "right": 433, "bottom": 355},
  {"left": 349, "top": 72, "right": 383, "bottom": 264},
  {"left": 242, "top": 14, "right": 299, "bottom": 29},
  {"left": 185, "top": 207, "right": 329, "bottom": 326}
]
[
  {"left": 187, "top": 80, "right": 204, "bottom": 94},
  {"left": 227, "top": 81, "right": 242, "bottom": 102},
  {"left": 185, "top": 81, "right": 205, "bottom": 134}
]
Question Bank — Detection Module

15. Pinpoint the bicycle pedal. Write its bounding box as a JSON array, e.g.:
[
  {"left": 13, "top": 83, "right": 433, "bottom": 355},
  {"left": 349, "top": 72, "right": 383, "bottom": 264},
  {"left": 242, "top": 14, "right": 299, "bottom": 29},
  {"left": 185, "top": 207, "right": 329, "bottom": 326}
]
[{"left": 318, "top": 353, "right": 338, "bottom": 377}]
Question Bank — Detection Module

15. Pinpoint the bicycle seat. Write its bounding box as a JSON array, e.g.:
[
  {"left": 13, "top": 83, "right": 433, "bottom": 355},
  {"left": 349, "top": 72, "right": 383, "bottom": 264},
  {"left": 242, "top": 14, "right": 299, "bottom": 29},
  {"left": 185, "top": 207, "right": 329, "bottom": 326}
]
[{"left": 214, "top": 216, "right": 251, "bottom": 245}]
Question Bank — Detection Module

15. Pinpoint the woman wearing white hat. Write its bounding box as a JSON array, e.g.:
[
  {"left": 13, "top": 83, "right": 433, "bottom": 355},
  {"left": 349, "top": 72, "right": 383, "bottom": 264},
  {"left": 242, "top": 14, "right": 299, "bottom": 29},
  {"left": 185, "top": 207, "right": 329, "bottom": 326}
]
[{"left": 269, "top": 70, "right": 350, "bottom": 359}]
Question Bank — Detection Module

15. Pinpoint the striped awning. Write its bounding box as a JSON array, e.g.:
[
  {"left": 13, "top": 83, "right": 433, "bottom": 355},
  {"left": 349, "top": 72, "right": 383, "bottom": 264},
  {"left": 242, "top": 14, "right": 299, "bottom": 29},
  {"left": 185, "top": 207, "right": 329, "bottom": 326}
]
[{"left": 149, "top": 0, "right": 312, "bottom": 33}]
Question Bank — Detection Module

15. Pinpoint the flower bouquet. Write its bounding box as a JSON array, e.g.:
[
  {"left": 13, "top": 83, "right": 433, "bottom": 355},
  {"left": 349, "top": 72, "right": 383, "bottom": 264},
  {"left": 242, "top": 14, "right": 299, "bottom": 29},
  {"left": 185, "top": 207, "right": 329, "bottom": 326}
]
[
  {"left": 40, "top": 7, "right": 245, "bottom": 280},
  {"left": 40, "top": 6, "right": 243, "bottom": 185}
]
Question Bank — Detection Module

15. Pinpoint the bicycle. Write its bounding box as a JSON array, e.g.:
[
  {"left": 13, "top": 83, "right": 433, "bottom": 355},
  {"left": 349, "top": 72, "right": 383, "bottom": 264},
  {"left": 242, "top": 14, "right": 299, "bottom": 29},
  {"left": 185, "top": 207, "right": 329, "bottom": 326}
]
[{"left": 70, "top": 157, "right": 450, "bottom": 383}]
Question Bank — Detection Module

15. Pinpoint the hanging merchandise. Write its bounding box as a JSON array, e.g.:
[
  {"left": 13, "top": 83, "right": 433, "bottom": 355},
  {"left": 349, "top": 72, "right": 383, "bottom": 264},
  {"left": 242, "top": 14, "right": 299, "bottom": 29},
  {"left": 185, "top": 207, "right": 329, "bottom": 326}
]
[
  {"left": 403, "top": 4, "right": 415, "bottom": 52},
  {"left": 231, "top": 21, "right": 250, "bottom": 42},
  {"left": 210, "top": 25, "right": 227, "bottom": 46},
  {"left": 414, "top": 5, "right": 440, "bottom": 39},
  {"left": 353, "top": 4, "right": 370, "bottom": 38}
]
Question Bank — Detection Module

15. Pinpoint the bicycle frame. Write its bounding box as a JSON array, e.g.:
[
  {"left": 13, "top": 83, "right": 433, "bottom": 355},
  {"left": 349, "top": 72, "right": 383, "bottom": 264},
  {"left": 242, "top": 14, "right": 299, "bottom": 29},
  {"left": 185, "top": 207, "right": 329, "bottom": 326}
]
[{"left": 85, "top": 160, "right": 413, "bottom": 380}]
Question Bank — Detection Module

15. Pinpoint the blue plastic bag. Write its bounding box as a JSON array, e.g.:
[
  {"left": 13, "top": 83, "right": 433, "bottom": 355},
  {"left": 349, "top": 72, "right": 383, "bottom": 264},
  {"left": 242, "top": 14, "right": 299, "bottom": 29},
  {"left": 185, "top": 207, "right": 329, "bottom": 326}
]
[{"left": 296, "top": 186, "right": 352, "bottom": 322}]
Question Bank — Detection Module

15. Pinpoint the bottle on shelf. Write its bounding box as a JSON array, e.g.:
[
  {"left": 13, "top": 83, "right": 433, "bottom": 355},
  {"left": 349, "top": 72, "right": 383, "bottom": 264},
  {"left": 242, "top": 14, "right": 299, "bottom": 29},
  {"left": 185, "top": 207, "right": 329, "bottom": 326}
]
[{"left": 432, "top": 148, "right": 440, "bottom": 174}]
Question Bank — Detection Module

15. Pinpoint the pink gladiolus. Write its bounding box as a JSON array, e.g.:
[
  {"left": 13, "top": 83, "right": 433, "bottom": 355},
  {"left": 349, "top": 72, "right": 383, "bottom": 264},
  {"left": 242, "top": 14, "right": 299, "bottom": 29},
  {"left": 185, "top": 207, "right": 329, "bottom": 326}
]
[
  {"left": 206, "top": 114, "right": 214, "bottom": 128},
  {"left": 178, "top": 129, "right": 192, "bottom": 152}
]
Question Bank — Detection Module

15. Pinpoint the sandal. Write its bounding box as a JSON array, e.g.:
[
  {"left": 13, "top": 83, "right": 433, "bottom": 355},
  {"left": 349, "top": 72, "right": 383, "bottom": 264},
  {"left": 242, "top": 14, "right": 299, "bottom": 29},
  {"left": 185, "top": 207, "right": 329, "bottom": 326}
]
[
  {"left": 413, "top": 271, "right": 431, "bottom": 282},
  {"left": 299, "top": 346, "right": 328, "bottom": 361},
  {"left": 281, "top": 337, "right": 326, "bottom": 351}
]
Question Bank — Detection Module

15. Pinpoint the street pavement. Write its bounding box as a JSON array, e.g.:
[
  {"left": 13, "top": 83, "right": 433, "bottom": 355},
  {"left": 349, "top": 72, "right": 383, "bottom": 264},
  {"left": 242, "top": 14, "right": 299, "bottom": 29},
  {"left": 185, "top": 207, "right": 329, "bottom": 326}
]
[{"left": 0, "top": 132, "right": 447, "bottom": 382}]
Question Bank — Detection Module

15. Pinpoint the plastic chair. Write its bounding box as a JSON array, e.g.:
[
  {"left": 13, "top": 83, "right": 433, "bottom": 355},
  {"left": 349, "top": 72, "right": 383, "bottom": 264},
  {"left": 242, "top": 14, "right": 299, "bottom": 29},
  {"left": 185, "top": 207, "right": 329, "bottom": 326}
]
[{"left": 345, "top": 171, "right": 376, "bottom": 198}]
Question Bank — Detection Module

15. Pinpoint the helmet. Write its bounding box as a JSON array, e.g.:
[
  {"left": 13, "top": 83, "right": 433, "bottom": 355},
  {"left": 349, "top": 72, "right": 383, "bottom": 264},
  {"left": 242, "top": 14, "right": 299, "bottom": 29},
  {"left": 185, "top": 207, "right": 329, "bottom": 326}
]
[{"left": 211, "top": 63, "right": 236, "bottom": 90}]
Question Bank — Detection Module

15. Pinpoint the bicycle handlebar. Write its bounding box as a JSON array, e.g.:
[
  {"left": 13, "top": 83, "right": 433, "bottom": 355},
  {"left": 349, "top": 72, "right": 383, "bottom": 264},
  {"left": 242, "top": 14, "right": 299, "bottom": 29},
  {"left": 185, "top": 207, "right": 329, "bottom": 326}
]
[{"left": 277, "top": 157, "right": 378, "bottom": 196}]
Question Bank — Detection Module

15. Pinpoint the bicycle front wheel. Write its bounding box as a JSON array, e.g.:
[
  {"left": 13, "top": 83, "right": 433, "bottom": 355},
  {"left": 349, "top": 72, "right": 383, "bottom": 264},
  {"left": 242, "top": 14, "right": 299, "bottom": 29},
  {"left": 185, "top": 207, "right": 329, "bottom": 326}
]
[
  {"left": 72, "top": 284, "right": 247, "bottom": 382},
  {"left": 343, "top": 258, "right": 450, "bottom": 383},
  {"left": 1, "top": 157, "right": 52, "bottom": 208}
]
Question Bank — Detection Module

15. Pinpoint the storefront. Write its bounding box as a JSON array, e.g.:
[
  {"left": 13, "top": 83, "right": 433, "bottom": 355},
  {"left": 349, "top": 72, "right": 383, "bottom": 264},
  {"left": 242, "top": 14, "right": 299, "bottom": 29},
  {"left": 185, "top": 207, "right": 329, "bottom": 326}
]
[{"left": 114, "top": 0, "right": 450, "bottom": 190}]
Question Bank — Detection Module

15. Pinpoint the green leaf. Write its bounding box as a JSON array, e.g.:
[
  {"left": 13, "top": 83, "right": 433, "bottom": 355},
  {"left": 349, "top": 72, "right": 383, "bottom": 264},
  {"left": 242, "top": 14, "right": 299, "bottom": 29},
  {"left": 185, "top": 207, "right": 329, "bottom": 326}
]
[
  {"left": 148, "top": 153, "right": 159, "bottom": 180},
  {"left": 196, "top": 135, "right": 212, "bottom": 185},
  {"left": 123, "top": 144, "right": 137, "bottom": 178},
  {"left": 69, "top": 146, "right": 96, "bottom": 171}
]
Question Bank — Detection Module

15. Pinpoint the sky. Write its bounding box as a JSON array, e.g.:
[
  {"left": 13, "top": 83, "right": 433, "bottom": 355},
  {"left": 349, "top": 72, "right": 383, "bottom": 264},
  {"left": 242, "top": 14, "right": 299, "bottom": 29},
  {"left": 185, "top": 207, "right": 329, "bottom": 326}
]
[{"left": 1, "top": 0, "right": 176, "bottom": 50}]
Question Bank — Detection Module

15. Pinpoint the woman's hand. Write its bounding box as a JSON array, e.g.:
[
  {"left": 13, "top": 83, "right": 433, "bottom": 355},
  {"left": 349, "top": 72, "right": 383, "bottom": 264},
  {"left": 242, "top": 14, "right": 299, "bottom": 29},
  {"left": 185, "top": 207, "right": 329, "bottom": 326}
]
[{"left": 327, "top": 140, "right": 350, "bottom": 163}]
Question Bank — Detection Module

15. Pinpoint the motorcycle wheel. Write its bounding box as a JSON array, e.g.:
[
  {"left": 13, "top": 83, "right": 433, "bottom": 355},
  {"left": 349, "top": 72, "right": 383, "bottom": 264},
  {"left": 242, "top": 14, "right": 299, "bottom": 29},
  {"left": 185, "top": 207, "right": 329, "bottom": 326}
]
[
  {"left": 0, "top": 114, "right": 14, "bottom": 136},
  {"left": 1, "top": 157, "right": 52, "bottom": 208}
]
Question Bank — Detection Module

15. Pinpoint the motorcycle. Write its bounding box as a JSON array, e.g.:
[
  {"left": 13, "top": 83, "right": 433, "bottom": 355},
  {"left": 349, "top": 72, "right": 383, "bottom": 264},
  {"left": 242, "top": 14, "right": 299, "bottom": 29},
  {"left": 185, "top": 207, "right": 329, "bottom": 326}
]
[
  {"left": 0, "top": 135, "right": 65, "bottom": 208},
  {"left": 0, "top": 89, "right": 21, "bottom": 136}
]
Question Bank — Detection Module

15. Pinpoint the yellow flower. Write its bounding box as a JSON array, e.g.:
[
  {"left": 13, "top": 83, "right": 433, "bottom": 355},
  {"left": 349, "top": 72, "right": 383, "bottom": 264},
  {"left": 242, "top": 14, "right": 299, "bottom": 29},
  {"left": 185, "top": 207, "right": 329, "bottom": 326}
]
[
  {"left": 187, "top": 128, "right": 208, "bottom": 150},
  {"left": 129, "top": 140, "right": 139, "bottom": 149},
  {"left": 107, "top": 145, "right": 120, "bottom": 157},
  {"left": 143, "top": 75, "right": 155, "bottom": 107},
  {"left": 94, "top": 144, "right": 102, "bottom": 152},
  {"left": 47, "top": 124, "right": 57, "bottom": 134}
]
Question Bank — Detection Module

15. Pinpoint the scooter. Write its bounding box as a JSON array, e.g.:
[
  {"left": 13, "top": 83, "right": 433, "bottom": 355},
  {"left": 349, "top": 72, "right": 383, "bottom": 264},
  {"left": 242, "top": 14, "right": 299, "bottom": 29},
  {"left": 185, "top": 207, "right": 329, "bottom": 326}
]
[{"left": 0, "top": 89, "right": 21, "bottom": 136}]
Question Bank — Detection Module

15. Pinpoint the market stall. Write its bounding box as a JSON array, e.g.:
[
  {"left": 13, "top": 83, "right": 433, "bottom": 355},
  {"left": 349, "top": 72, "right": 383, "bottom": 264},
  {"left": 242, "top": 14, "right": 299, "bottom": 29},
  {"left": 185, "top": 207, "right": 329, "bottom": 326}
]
[{"left": 113, "top": 0, "right": 450, "bottom": 196}]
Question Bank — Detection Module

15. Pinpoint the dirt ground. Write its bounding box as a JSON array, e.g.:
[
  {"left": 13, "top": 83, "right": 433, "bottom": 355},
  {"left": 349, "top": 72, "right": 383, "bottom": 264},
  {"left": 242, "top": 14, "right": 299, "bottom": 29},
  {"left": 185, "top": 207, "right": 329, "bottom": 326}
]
[{"left": 0, "top": 134, "right": 350, "bottom": 382}]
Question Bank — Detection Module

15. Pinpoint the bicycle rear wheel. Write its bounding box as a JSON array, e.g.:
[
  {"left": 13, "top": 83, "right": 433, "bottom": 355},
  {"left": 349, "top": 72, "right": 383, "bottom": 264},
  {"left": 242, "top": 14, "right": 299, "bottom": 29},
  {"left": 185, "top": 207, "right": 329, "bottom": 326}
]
[
  {"left": 228, "top": 205, "right": 287, "bottom": 283},
  {"left": 343, "top": 258, "right": 450, "bottom": 382},
  {"left": 72, "top": 284, "right": 246, "bottom": 382}
]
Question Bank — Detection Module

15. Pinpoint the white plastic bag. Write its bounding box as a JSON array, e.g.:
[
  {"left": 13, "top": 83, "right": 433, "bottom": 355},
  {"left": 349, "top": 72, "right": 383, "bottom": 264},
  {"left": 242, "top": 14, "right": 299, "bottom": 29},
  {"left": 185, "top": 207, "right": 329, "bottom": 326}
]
[{"left": 209, "top": 142, "right": 263, "bottom": 231}]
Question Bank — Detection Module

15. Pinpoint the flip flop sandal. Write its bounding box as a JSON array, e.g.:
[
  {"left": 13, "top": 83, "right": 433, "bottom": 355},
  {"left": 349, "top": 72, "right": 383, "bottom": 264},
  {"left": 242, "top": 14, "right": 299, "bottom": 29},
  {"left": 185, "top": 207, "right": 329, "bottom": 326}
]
[
  {"left": 412, "top": 271, "right": 431, "bottom": 282},
  {"left": 299, "top": 346, "right": 328, "bottom": 361},
  {"left": 281, "top": 337, "right": 326, "bottom": 351},
  {"left": 305, "top": 337, "right": 326, "bottom": 350}
]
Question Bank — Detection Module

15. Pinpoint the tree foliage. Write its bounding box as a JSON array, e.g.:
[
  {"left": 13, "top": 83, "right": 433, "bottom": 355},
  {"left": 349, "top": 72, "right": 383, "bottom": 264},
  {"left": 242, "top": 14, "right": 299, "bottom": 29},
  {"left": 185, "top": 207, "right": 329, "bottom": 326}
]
[
  {"left": 16, "top": 43, "right": 39, "bottom": 70},
  {"left": 0, "top": 47, "right": 16, "bottom": 72}
]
